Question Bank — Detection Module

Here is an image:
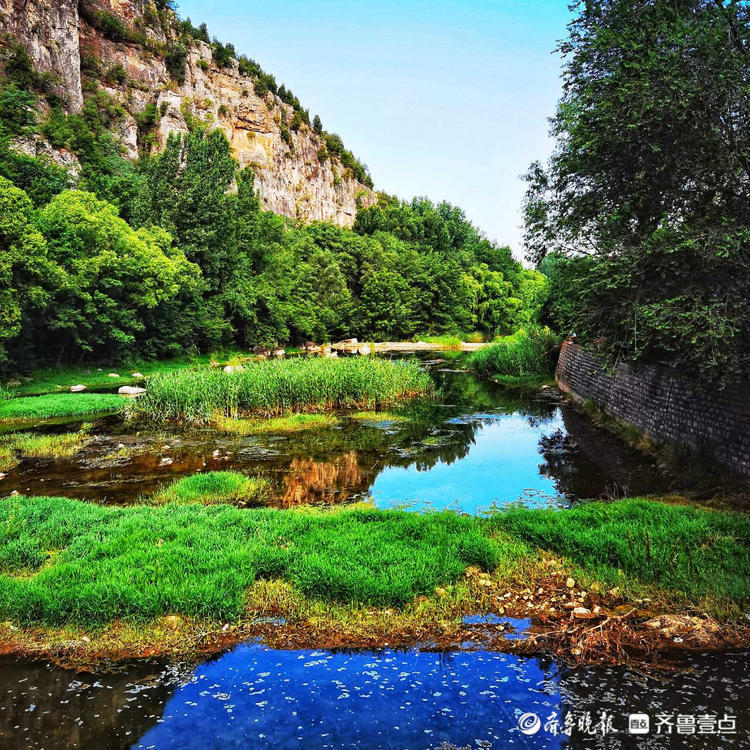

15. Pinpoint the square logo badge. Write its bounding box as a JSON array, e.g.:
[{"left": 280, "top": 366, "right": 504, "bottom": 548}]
[{"left": 629, "top": 714, "right": 650, "bottom": 735}]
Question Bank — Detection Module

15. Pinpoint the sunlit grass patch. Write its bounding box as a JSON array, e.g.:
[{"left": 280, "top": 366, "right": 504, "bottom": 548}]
[
  {"left": 349, "top": 411, "right": 407, "bottom": 423},
  {"left": 0, "top": 393, "right": 125, "bottom": 422},
  {"left": 148, "top": 471, "right": 271, "bottom": 507},
  {"left": 0, "top": 497, "right": 500, "bottom": 626},
  {"left": 489, "top": 498, "right": 750, "bottom": 607},
  {"left": 213, "top": 413, "right": 339, "bottom": 434},
  {"left": 0, "top": 430, "right": 91, "bottom": 471}
]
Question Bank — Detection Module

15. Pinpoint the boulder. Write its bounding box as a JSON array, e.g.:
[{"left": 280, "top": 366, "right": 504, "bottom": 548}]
[
  {"left": 118, "top": 386, "right": 146, "bottom": 396},
  {"left": 5, "top": 380, "right": 21, "bottom": 387},
  {"left": 70, "top": 384, "right": 87, "bottom": 392},
  {"left": 273, "top": 349, "right": 285, "bottom": 357},
  {"left": 223, "top": 365, "right": 244, "bottom": 374},
  {"left": 108, "top": 373, "right": 120, "bottom": 378},
  {"left": 131, "top": 372, "right": 145, "bottom": 379}
]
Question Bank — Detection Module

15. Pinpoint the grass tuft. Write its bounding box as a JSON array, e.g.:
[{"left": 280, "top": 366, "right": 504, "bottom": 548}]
[{"left": 148, "top": 472, "right": 271, "bottom": 507}]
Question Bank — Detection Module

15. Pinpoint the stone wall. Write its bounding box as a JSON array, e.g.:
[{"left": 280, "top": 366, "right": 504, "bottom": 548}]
[{"left": 556, "top": 341, "right": 750, "bottom": 480}]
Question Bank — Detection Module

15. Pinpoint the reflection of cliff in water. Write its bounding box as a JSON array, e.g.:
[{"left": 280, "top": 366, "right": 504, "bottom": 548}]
[
  {"left": 281, "top": 452, "right": 373, "bottom": 506},
  {"left": 0, "top": 657, "right": 182, "bottom": 750}
]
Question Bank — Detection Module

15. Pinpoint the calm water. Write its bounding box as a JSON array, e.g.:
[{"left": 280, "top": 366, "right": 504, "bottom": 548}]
[
  {"left": 2, "top": 357, "right": 671, "bottom": 513},
  {"left": 2, "top": 645, "right": 748, "bottom": 749}
]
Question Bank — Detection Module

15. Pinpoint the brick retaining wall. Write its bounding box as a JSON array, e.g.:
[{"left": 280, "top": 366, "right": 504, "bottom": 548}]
[{"left": 556, "top": 341, "right": 750, "bottom": 480}]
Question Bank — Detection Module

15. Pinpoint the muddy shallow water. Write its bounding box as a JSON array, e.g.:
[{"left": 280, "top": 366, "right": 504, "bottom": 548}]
[
  {"left": 2, "top": 645, "right": 748, "bottom": 749},
  {"left": 1, "top": 357, "right": 673, "bottom": 512}
]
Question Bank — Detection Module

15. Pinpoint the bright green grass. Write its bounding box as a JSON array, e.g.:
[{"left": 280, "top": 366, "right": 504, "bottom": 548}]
[
  {"left": 490, "top": 499, "right": 750, "bottom": 603},
  {"left": 149, "top": 472, "right": 271, "bottom": 506},
  {"left": 0, "top": 496, "right": 746, "bottom": 629},
  {"left": 3, "top": 352, "right": 250, "bottom": 398},
  {"left": 469, "top": 327, "right": 560, "bottom": 377},
  {"left": 0, "top": 431, "right": 91, "bottom": 471},
  {"left": 130, "top": 357, "right": 432, "bottom": 425},
  {"left": 0, "top": 393, "right": 125, "bottom": 422},
  {"left": 0, "top": 496, "right": 500, "bottom": 625},
  {"left": 214, "top": 413, "right": 340, "bottom": 434}
]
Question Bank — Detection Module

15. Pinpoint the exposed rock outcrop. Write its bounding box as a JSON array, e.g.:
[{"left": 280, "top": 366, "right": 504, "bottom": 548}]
[{"left": 0, "top": 0, "right": 375, "bottom": 226}]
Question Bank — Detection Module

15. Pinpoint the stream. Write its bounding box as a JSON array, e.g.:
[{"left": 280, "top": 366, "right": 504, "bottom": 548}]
[{"left": 1, "top": 353, "right": 746, "bottom": 748}]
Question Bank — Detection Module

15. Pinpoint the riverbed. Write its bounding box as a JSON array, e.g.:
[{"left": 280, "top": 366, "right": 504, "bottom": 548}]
[{"left": 2, "top": 353, "right": 745, "bottom": 749}]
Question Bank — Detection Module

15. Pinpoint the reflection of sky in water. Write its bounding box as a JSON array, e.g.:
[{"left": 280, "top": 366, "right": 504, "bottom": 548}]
[
  {"left": 371, "top": 411, "right": 567, "bottom": 514},
  {"left": 130, "top": 644, "right": 749, "bottom": 750},
  {"left": 133, "top": 646, "right": 564, "bottom": 749}
]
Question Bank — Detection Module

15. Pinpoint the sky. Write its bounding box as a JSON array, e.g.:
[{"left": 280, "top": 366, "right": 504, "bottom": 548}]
[{"left": 176, "top": 1, "right": 573, "bottom": 257}]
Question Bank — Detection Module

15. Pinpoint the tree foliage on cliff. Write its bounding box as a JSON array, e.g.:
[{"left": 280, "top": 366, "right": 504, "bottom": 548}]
[
  {"left": 0, "top": 94, "right": 544, "bottom": 367},
  {"left": 525, "top": 0, "right": 750, "bottom": 385}
]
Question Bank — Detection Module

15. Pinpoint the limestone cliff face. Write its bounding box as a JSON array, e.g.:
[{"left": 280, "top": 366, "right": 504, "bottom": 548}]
[{"left": 0, "top": 0, "right": 375, "bottom": 226}]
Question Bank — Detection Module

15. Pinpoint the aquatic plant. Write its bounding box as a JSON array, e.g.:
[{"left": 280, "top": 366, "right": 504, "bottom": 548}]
[
  {"left": 148, "top": 471, "right": 271, "bottom": 506},
  {"left": 468, "top": 327, "right": 560, "bottom": 378},
  {"left": 213, "top": 413, "right": 339, "bottom": 434},
  {"left": 130, "top": 357, "right": 432, "bottom": 425},
  {"left": 0, "top": 430, "right": 92, "bottom": 471}
]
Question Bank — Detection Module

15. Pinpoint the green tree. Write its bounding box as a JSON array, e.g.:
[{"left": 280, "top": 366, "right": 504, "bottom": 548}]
[
  {"left": 524, "top": 0, "right": 750, "bottom": 384},
  {"left": 35, "top": 190, "right": 200, "bottom": 361}
]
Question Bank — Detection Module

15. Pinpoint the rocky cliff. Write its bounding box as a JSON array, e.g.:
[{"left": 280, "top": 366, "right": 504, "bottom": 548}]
[{"left": 0, "top": 0, "right": 375, "bottom": 226}]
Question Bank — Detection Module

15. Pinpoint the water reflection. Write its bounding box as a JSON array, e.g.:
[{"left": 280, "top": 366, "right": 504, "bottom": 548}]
[
  {"left": 1, "top": 362, "right": 671, "bottom": 512},
  {"left": 2, "top": 646, "right": 747, "bottom": 749}
]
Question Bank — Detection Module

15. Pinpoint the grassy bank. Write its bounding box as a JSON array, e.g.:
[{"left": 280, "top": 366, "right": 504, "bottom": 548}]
[
  {"left": 469, "top": 327, "right": 560, "bottom": 378},
  {"left": 0, "top": 495, "right": 747, "bottom": 634},
  {"left": 490, "top": 500, "right": 750, "bottom": 608},
  {"left": 0, "top": 393, "right": 125, "bottom": 422},
  {"left": 129, "top": 357, "right": 432, "bottom": 425}
]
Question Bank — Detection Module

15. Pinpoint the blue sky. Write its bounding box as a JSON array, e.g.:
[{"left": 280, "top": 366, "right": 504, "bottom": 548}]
[{"left": 176, "top": 1, "right": 572, "bottom": 257}]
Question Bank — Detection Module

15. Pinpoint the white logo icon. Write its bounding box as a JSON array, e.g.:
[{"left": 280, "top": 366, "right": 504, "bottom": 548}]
[
  {"left": 518, "top": 712, "right": 542, "bottom": 735},
  {"left": 629, "top": 713, "right": 650, "bottom": 734}
]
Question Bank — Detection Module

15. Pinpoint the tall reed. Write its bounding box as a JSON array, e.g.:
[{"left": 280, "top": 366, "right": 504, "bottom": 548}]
[
  {"left": 469, "top": 327, "right": 560, "bottom": 377},
  {"left": 129, "top": 357, "right": 432, "bottom": 425}
]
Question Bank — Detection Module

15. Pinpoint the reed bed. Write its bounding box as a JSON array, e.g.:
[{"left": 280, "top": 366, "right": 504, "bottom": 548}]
[
  {"left": 469, "top": 326, "right": 560, "bottom": 377},
  {"left": 129, "top": 357, "right": 432, "bottom": 425}
]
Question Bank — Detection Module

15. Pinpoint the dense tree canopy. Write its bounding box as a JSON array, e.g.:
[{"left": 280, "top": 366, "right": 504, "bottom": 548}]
[
  {"left": 525, "top": 0, "right": 750, "bottom": 385},
  {"left": 0, "top": 83, "right": 545, "bottom": 370}
]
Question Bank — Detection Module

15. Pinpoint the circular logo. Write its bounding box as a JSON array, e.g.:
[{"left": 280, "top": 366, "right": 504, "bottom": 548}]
[{"left": 518, "top": 712, "right": 541, "bottom": 735}]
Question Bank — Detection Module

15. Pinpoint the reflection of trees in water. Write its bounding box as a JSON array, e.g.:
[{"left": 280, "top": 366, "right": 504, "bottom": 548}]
[
  {"left": 537, "top": 405, "right": 670, "bottom": 500},
  {"left": 0, "top": 658, "right": 183, "bottom": 750}
]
